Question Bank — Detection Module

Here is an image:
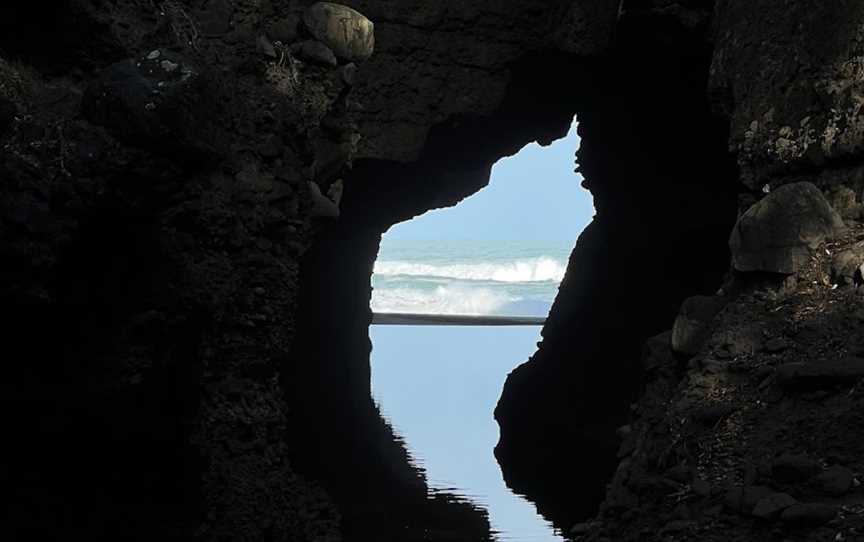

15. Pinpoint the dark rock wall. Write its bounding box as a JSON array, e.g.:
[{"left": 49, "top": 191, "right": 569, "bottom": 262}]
[
  {"left": 495, "top": 4, "right": 740, "bottom": 528},
  {"left": 2, "top": 1, "right": 359, "bottom": 540},
  {"left": 4, "top": 0, "right": 861, "bottom": 541}
]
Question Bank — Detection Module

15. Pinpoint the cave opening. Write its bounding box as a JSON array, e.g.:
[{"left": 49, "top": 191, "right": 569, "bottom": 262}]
[
  {"left": 289, "top": 26, "right": 740, "bottom": 538},
  {"left": 369, "top": 117, "right": 591, "bottom": 541}
]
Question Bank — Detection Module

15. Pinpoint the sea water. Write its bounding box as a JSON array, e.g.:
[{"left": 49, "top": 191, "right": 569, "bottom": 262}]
[
  {"left": 371, "top": 239, "right": 570, "bottom": 317},
  {"left": 370, "top": 239, "right": 569, "bottom": 541}
]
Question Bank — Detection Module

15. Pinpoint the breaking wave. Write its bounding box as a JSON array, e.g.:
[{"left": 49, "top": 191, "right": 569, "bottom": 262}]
[
  {"left": 373, "top": 257, "right": 566, "bottom": 283},
  {"left": 371, "top": 285, "right": 515, "bottom": 315}
]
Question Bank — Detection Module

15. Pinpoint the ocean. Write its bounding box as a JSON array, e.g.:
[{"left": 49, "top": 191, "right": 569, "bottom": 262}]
[
  {"left": 370, "top": 239, "right": 570, "bottom": 541},
  {"left": 371, "top": 239, "right": 571, "bottom": 317}
]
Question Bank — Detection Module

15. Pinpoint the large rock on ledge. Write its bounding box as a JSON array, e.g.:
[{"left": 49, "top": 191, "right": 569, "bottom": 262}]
[
  {"left": 729, "top": 182, "right": 844, "bottom": 274},
  {"left": 303, "top": 2, "right": 374, "bottom": 63}
]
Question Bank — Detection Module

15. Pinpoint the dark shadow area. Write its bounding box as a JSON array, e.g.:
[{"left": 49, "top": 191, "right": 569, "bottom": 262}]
[
  {"left": 495, "top": 8, "right": 740, "bottom": 529},
  {"left": 290, "top": 6, "right": 740, "bottom": 539},
  {"left": 0, "top": 203, "right": 203, "bottom": 540},
  {"left": 0, "top": 0, "right": 123, "bottom": 73}
]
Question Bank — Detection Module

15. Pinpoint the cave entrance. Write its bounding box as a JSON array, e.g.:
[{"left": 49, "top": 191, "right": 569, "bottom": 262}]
[{"left": 369, "top": 117, "right": 591, "bottom": 541}]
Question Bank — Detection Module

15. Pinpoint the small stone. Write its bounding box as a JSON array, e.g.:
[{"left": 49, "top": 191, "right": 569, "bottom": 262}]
[
  {"left": 308, "top": 181, "right": 340, "bottom": 218},
  {"left": 340, "top": 62, "right": 357, "bottom": 86},
  {"left": 763, "top": 337, "right": 790, "bottom": 353},
  {"left": 692, "top": 404, "right": 736, "bottom": 425},
  {"left": 702, "top": 361, "right": 727, "bottom": 374},
  {"left": 147, "top": 49, "right": 161, "bottom": 60},
  {"left": 257, "top": 35, "right": 277, "bottom": 58},
  {"left": 780, "top": 503, "right": 837, "bottom": 526},
  {"left": 569, "top": 521, "right": 600, "bottom": 535},
  {"left": 814, "top": 466, "right": 854, "bottom": 496},
  {"left": 160, "top": 60, "right": 179, "bottom": 72},
  {"left": 662, "top": 520, "right": 696, "bottom": 533},
  {"left": 772, "top": 454, "right": 820, "bottom": 483},
  {"left": 692, "top": 478, "right": 711, "bottom": 497},
  {"left": 671, "top": 295, "right": 726, "bottom": 355},
  {"left": 752, "top": 492, "right": 797, "bottom": 519}
]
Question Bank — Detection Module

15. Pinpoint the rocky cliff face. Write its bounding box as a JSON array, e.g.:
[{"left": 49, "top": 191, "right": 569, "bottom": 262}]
[{"left": 4, "top": 1, "right": 864, "bottom": 541}]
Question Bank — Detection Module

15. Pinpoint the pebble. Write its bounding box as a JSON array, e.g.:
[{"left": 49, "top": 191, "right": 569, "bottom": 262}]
[
  {"left": 752, "top": 492, "right": 797, "bottom": 519},
  {"left": 161, "top": 60, "right": 179, "bottom": 72},
  {"left": 764, "top": 337, "right": 790, "bottom": 353}
]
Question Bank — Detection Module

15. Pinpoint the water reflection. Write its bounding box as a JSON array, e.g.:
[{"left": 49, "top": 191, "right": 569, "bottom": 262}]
[{"left": 371, "top": 326, "right": 563, "bottom": 541}]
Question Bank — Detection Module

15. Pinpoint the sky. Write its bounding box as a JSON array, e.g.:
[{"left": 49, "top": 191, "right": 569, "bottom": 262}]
[
  {"left": 383, "top": 117, "right": 593, "bottom": 242},
  {"left": 370, "top": 117, "right": 593, "bottom": 540}
]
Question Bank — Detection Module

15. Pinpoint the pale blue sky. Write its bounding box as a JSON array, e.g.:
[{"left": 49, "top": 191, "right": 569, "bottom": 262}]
[
  {"left": 384, "top": 117, "right": 593, "bottom": 242},
  {"left": 371, "top": 119, "right": 592, "bottom": 540}
]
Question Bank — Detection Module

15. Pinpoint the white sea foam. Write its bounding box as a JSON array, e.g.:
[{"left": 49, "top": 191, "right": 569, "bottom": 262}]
[
  {"left": 373, "top": 256, "right": 566, "bottom": 283},
  {"left": 371, "top": 285, "right": 515, "bottom": 315}
]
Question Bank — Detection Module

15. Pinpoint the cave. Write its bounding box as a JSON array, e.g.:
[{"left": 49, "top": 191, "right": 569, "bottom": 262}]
[
  {"left": 1, "top": 1, "right": 775, "bottom": 541},
  {"left": 289, "top": 13, "right": 739, "bottom": 539}
]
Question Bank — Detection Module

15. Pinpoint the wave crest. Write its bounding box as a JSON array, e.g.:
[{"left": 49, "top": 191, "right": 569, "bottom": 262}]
[
  {"left": 374, "top": 257, "right": 566, "bottom": 283},
  {"left": 371, "top": 285, "right": 513, "bottom": 315}
]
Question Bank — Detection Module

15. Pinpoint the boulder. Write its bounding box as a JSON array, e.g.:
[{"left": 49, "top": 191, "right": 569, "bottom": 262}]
[
  {"left": 814, "top": 465, "right": 854, "bottom": 496},
  {"left": 729, "top": 182, "right": 845, "bottom": 274},
  {"left": 671, "top": 296, "right": 726, "bottom": 355},
  {"left": 752, "top": 492, "right": 797, "bottom": 519},
  {"left": 303, "top": 2, "right": 374, "bottom": 62},
  {"left": 725, "top": 485, "right": 774, "bottom": 515},
  {"left": 776, "top": 357, "right": 864, "bottom": 391}
]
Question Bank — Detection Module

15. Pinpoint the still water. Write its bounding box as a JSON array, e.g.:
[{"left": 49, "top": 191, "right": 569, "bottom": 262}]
[{"left": 370, "top": 325, "right": 563, "bottom": 541}]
